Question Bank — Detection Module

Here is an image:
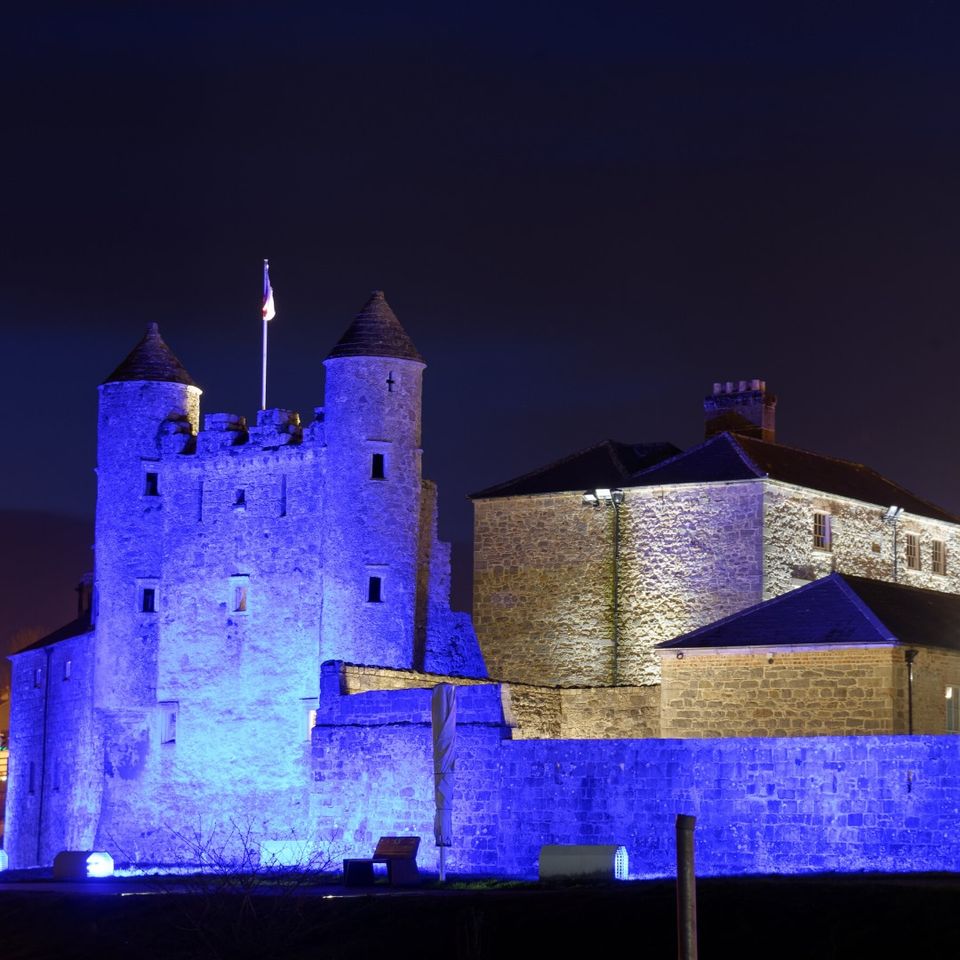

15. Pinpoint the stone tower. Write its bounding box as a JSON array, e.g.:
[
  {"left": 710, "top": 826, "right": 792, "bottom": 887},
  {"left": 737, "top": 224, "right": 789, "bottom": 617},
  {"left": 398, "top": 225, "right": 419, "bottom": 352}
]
[
  {"left": 320, "top": 291, "right": 427, "bottom": 668},
  {"left": 94, "top": 324, "right": 201, "bottom": 709}
]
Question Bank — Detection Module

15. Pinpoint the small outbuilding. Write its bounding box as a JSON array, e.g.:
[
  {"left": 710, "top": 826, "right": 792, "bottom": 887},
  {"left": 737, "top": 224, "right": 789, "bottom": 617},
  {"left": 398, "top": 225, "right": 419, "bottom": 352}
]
[{"left": 657, "top": 573, "right": 960, "bottom": 737}]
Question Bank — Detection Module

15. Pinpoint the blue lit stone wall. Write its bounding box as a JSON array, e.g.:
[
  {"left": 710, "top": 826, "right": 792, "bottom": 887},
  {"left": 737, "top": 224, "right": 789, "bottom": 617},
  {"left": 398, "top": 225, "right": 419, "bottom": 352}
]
[
  {"left": 311, "top": 680, "right": 960, "bottom": 879},
  {"left": 6, "top": 632, "right": 101, "bottom": 868}
]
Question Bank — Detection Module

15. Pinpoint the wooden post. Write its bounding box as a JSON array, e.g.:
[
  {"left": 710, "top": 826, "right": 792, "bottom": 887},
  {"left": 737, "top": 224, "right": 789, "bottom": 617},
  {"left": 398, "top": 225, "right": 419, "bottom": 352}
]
[{"left": 676, "top": 814, "right": 698, "bottom": 960}]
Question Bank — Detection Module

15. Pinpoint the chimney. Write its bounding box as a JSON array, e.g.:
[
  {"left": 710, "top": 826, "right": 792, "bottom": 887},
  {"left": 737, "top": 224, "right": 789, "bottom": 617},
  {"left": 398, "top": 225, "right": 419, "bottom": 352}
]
[{"left": 704, "top": 379, "right": 776, "bottom": 443}]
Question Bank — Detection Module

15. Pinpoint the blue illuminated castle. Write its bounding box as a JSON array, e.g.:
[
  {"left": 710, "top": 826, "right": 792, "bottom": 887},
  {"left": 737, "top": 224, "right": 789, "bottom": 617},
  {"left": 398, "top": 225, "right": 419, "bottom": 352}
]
[{"left": 5, "top": 292, "right": 484, "bottom": 868}]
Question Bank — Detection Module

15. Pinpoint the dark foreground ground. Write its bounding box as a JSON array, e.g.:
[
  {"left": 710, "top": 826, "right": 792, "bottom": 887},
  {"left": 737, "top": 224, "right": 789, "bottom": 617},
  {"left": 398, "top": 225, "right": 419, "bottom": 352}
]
[{"left": 3, "top": 871, "right": 959, "bottom": 960}]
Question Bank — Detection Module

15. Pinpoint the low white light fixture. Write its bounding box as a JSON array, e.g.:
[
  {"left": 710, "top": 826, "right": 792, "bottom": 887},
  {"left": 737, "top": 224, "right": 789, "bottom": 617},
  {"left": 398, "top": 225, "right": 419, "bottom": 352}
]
[
  {"left": 582, "top": 488, "right": 625, "bottom": 507},
  {"left": 53, "top": 850, "right": 115, "bottom": 880},
  {"left": 885, "top": 505, "right": 904, "bottom": 522}
]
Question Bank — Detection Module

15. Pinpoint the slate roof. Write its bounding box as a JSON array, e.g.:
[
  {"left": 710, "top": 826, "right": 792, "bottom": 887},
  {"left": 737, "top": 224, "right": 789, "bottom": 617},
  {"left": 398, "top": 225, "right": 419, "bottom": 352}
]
[
  {"left": 325, "top": 290, "right": 424, "bottom": 363},
  {"left": 10, "top": 613, "right": 94, "bottom": 656},
  {"left": 102, "top": 323, "right": 199, "bottom": 387},
  {"left": 626, "top": 433, "right": 959, "bottom": 524},
  {"left": 469, "top": 440, "right": 681, "bottom": 499},
  {"left": 658, "top": 573, "right": 960, "bottom": 653}
]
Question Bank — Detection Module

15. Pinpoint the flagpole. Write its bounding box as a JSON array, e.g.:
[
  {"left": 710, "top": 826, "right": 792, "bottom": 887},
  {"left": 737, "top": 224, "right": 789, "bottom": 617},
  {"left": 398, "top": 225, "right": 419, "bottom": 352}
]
[
  {"left": 260, "top": 258, "right": 274, "bottom": 410},
  {"left": 261, "top": 312, "right": 268, "bottom": 410}
]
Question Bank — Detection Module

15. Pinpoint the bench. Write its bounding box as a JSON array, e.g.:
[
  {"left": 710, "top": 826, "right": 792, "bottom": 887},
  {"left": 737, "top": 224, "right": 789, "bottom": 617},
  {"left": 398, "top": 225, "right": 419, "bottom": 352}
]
[{"left": 343, "top": 836, "right": 421, "bottom": 887}]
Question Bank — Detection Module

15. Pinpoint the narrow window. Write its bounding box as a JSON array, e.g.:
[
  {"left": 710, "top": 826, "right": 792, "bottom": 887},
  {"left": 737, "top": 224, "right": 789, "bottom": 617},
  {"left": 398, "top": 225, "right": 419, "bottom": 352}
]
[
  {"left": 933, "top": 540, "right": 947, "bottom": 576},
  {"left": 813, "top": 512, "right": 832, "bottom": 551},
  {"left": 234, "top": 584, "right": 248, "bottom": 613},
  {"left": 197, "top": 480, "right": 205, "bottom": 522},
  {"left": 279, "top": 475, "right": 287, "bottom": 518},
  {"left": 28, "top": 761, "right": 36, "bottom": 795},
  {"left": 906, "top": 533, "right": 921, "bottom": 571},
  {"left": 235, "top": 488, "right": 246, "bottom": 508},
  {"left": 386, "top": 370, "right": 396, "bottom": 393},
  {"left": 947, "top": 686, "right": 960, "bottom": 733},
  {"left": 367, "top": 576, "right": 383, "bottom": 603},
  {"left": 160, "top": 702, "right": 179, "bottom": 744},
  {"left": 142, "top": 587, "right": 157, "bottom": 613},
  {"left": 33, "top": 667, "right": 42, "bottom": 689},
  {"left": 53, "top": 760, "right": 61, "bottom": 793},
  {"left": 371, "top": 453, "right": 385, "bottom": 480},
  {"left": 63, "top": 659, "right": 72, "bottom": 681},
  {"left": 144, "top": 472, "right": 159, "bottom": 496}
]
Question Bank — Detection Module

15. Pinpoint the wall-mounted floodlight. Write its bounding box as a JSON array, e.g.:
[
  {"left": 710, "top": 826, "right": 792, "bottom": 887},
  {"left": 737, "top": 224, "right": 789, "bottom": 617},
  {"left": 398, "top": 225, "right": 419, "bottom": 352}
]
[
  {"left": 582, "top": 491, "right": 599, "bottom": 506},
  {"left": 884, "top": 505, "right": 904, "bottom": 522}
]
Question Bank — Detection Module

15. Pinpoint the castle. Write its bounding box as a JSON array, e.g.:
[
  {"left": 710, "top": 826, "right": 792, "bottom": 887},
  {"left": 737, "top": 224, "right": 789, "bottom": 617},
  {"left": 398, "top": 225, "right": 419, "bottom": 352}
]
[
  {"left": 5, "top": 292, "right": 485, "bottom": 867},
  {"left": 6, "top": 307, "right": 960, "bottom": 877}
]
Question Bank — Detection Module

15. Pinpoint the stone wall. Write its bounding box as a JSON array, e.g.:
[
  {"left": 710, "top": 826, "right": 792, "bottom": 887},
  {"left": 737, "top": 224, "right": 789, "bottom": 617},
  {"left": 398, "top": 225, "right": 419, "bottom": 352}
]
[
  {"left": 762, "top": 480, "right": 960, "bottom": 598},
  {"left": 473, "top": 481, "right": 765, "bottom": 687},
  {"left": 659, "top": 647, "right": 905, "bottom": 737},
  {"left": 659, "top": 644, "right": 960, "bottom": 739},
  {"left": 5, "top": 632, "right": 101, "bottom": 868},
  {"left": 310, "top": 688, "right": 960, "bottom": 879}
]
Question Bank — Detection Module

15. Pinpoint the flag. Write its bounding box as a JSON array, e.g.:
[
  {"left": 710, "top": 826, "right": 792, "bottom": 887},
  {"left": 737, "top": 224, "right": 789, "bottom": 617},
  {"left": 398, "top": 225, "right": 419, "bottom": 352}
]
[{"left": 262, "top": 259, "right": 276, "bottom": 321}]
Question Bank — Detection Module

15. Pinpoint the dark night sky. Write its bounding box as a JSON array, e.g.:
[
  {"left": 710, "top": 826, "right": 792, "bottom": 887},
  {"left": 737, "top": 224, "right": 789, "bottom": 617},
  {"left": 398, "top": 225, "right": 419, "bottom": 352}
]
[{"left": 4, "top": 2, "right": 960, "bottom": 628}]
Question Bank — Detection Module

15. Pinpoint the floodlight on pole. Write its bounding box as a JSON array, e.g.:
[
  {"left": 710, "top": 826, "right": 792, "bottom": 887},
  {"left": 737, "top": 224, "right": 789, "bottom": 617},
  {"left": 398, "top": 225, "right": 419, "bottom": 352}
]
[{"left": 884, "top": 505, "right": 904, "bottom": 582}]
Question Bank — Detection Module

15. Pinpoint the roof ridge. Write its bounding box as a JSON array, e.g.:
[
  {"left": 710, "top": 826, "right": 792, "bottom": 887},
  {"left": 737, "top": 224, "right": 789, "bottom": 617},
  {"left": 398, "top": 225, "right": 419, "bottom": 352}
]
[
  {"left": 737, "top": 434, "right": 960, "bottom": 524},
  {"left": 656, "top": 575, "right": 846, "bottom": 648},
  {"left": 723, "top": 432, "right": 767, "bottom": 478},
  {"left": 469, "top": 438, "right": 629, "bottom": 500},
  {"left": 629, "top": 432, "right": 764, "bottom": 483},
  {"left": 831, "top": 574, "right": 898, "bottom": 643}
]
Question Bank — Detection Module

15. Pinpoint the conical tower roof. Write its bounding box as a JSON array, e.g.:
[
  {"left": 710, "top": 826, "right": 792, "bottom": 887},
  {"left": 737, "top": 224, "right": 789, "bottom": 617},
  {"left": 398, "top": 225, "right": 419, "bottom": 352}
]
[
  {"left": 325, "top": 291, "right": 424, "bottom": 363},
  {"left": 101, "top": 323, "right": 198, "bottom": 387}
]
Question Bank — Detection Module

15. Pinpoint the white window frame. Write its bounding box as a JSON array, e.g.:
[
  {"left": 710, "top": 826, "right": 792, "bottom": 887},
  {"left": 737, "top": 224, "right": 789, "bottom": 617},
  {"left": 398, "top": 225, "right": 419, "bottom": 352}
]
[
  {"left": 906, "top": 533, "right": 921, "bottom": 571},
  {"left": 933, "top": 540, "right": 947, "bottom": 576},
  {"left": 813, "top": 512, "right": 832, "bottom": 551}
]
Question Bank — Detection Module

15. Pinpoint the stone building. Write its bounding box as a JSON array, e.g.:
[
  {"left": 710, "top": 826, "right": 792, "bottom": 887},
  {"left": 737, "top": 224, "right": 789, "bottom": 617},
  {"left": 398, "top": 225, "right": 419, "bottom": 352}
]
[
  {"left": 5, "top": 292, "right": 484, "bottom": 868},
  {"left": 658, "top": 572, "right": 960, "bottom": 737},
  {"left": 472, "top": 380, "right": 960, "bottom": 694}
]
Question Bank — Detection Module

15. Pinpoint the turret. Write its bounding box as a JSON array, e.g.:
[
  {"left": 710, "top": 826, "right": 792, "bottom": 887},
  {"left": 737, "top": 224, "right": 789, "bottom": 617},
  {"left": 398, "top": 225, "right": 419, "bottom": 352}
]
[
  {"left": 320, "top": 292, "right": 427, "bottom": 668},
  {"left": 94, "top": 324, "right": 201, "bottom": 708}
]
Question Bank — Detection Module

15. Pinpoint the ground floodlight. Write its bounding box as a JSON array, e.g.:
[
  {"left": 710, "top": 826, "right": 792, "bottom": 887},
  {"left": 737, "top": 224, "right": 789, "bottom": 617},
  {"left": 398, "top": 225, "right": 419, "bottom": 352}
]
[{"left": 53, "top": 850, "right": 115, "bottom": 880}]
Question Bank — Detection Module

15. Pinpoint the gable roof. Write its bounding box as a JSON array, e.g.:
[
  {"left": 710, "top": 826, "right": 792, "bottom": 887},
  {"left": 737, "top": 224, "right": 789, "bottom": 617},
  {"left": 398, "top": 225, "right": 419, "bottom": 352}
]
[
  {"left": 325, "top": 290, "right": 424, "bottom": 363},
  {"left": 469, "top": 439, "right": 680, "bottom": 499},
  {"left": 9, "top": 613, "right": 94, "bottom": 656},
  {"left": 102, "top": 323, "right": 198, "bottom": 387},
  {"left": 629, "top": 433, "right": 959, "bottom": 524},
  {"left": 658, "top": 573, "right": 960, "bottom": 653}
]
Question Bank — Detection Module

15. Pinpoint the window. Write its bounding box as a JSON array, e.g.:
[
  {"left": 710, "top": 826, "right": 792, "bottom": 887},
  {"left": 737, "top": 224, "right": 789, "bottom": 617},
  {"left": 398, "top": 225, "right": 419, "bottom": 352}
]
[
  {"left": 371, "top": 453, "right": 386, "bottom": 480},
  {"left": 234, "top": 488, "right": 246, "bottom": 508},
  {"left": 233, "top": 584, "right": 248, "bottom": 613},
  {"left": 144, "top": 471, "right": 159, "bottom": 496},
  {"left": 33, "top": 667, "right": 42, "bottom": 689},
  {"left": 933, "top": 540, "right": 947, "bottom": 576},
  {"left": 813, "top": 512, "right": 832, "bottom": 551},
  {"left": 160, "top": 702, "right": 179, "bottom": 743},
  {"left": 947, "top": 686, "right": 960, "bottom": 734},
  {"left": 368, "top": 576, "right": 383, "bottom": 603},
  {"left": 142, "top": 587, "right": 157, "bottom": 613},
  {"left": 63, "top": 659, "right": 72, "bottom": 681},
  {"left": 906, "top": 533, "right": 921, "bottom": 571}
]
